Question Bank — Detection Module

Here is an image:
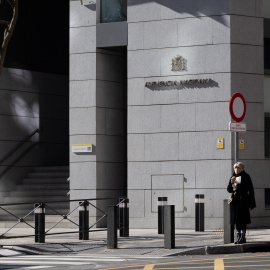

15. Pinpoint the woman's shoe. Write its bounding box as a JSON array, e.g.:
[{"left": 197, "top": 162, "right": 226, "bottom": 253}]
[
  {"left": 234, "top": 233, "right": 241, "bottom": 244},
  {"left": 238, "top": 233, "right": 246, "bottom": 244}
]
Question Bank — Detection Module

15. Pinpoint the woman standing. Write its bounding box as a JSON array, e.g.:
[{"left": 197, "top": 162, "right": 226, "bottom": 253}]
[{"left": 227, "top": 162, "right": 256, "bottom": 244}]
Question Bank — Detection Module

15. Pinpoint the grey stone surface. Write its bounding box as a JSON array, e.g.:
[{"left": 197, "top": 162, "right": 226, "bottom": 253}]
[
  {"left": 96, "top": 108, "right": 124, "bottom": 136},
  {"left": 196, "top": 160, "right": 232, "bottom": 189},
  {"left": 70, "top": 1, "right": 96, "bottom": 27},
  {"left": 70, "top": 26, "right": 96, "bottom": 54},
  {"left": 96, "top": 81, "right": 123, "bottom": 109},
  {"left": 128, "top": 162, "right": 162, "bottom": 190},
  {"left": 128, "top": 0, "right": 230, "bottom": 22},
  {"left": 231, "top": 44, "right": 264, "bottom": 74},
  {"left": 145, "top": 133, "right": 179, "bottom": 161},
  {"left": 69, "top": 162, "right": 96, "bottom": 189},
  {"left": 96, "top": 135, "right": 124, "bottom": 162},
  {"left": 70, "top": 107, "right": 96, "bottom": 135},
  {"left": 230, "top": 0, "right": 263, "bottom": 17},
  {"left": 237, "top": 160, "right": 270, "bottom": 189},
  {"left": 70, "top": 53, "right": 96, "bottom": 81},
  {"left": 195, "top": 102, "right": 231, "bottom": 131},
  {"left": 127, "top": 189, "right": 145, "bottom": 218},
  {"left": 178, "top": 131, "right": 231, "bottom": 160},
  {"left": 97, "top": 21, "right": 128, "bottom": 47},
  {"left": 127, "top": 134, "right": 145, "bottom": 161},
  {"left": 177, "top": 16, "right": 230, "bottom": 47},
  {"left": 152, "top": 174, "right": 184, "bottom": 189},
  {"left": 231, "top": 73, "right": 264, "bottom": 103},
  {"left": 70, "top": 80, "right": 96, "bottom": 108},
  {"left": 96, "top": 51, "right": 124, "bottom": 82},
  {"left": 237, "top": 132, "right": 265, "bottom": 160},
  {"left": 244, "top": 102, "right": 264, "bottom": 131},
  {"left": 128, "top": 0, "right": 161, "bottom": 23},
  {"left": 96, "top": 163, "right": 125, "bottom": 189},
  {"left": 161, "top": 104, "right": 196, "bottom": 132},
  {"left": 143, "top": 20, "right": 178, "bottom": 49},
  {"left": 128, "top": 105, "right": 161, "bottom": 134},
  {"left": 128, "top": 22, "right": 144, "bottom": 51},
  {"left": 231, "top": 16, "right": 263, "bottom": 46},
  {"left": 160, "top": 161, "right": 196, "bottom": 189}
]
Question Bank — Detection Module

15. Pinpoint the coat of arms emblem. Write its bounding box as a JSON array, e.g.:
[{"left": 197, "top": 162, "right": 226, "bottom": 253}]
[{"left": 171, "top": 55, "right": 186, "bottom": 71}]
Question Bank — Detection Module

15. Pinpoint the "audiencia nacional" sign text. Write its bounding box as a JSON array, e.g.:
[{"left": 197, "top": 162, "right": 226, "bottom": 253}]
[{"left": 145, "top": 78, "right": 212, "bottom": 87}]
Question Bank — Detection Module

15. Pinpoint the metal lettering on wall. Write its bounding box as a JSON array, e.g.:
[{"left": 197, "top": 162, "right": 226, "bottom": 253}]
[{"left": 145, "top": 79, "right": 212, "bottom": 87}]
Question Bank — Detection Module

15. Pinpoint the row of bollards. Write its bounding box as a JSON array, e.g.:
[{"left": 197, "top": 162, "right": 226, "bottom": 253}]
[
  {"left": 158, "top": 195, "right": 205, "bottom": 235},
  {"left": 34, "top": 196, "right": 233, "bottom": 248},
  {"left": 34, "top": 199, "right": 130, "bottom": 246}
]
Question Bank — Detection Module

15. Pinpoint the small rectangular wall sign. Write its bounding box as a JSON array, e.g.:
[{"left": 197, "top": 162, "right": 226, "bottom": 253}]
[
  {"left": 217, "top": 138, "right": 224, "bottom": 149},
  {"left": 239, "top": 139, "right": 245, "bottom": 150},
  {"left": 72, "top": 144, "right": 92, "bottom": 153}
]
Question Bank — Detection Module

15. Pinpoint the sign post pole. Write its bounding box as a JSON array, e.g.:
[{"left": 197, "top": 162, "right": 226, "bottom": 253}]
[
  {"left": 234, "top": 132, "right": 237, "bottom": 164},
  {"left": 229, "top": 93, "right": 247, "bottom": 164}
]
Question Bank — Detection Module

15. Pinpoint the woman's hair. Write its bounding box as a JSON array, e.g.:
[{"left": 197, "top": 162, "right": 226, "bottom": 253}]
[{"left": 233, "top": 162, "right": 245, "bottom": 170}]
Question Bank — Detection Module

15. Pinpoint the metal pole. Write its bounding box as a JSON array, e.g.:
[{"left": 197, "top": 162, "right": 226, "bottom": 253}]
[
  {"left": 234, "top": 132, "right": 237, "bottom": 164},
  {"left": 79, "top": 201, "right": 89, "bottom": 240},
  {"left": 195, "top": 194, "right": 204, "bottom": 232},
  {"left": 224, "top": 200, "right": 234, "bottom": 244},
  {"left": 164, "top": 205, "right": 175, "bottom": 249},
  {"left": 158, "top": 197, "right": 167, "bottom": 234},
  {"left": 119, "top": 199, "right": 129, "bottom": 237},
  {"left": 107, "top": 205, "right": 117, "bottom": 249},
  {"left": 35, "top": 203, "right": 45, "bottom": 243}
]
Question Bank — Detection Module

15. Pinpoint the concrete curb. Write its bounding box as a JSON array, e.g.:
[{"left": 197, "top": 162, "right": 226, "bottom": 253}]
[{"left": 165, "top": 242, "right": 270, "bottom": 256}]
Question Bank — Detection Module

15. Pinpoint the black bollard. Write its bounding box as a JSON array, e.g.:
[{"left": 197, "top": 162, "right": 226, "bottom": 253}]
[
  {"left": 119, "top": 199, "right": 129, "bottom": 237},
  {"left": 224, "top": 199, "right": 234, "bottom": 244},
  {"left": 164, "top": 205, "right": 175, "bottom": 249},
  {"left": 195, "top": 194, "right": 204, "bottom": 231},
  {"left": 79, "top": 201, "right": 89, "bottom": 240},
  {"left": 158, "top": 197, "right": 167, "bottom": 234},
  {"left": 35, "top": 203, "right": 45, "bottom": 243},
  {"left": 107, "top": 205, "right": 117, "bottom": 249}
]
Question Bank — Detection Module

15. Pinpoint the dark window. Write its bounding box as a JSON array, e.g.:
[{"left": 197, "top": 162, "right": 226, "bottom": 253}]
[
  {"left": 265, "top": 116, "right": 270, "bottom": 157},
  {"left": 265, "top": 189, "right": 270, "bottom": 209},
  {"left": 264, "top": 38, "right": 270, "bottom": 70},
  {"left": 101, "top": 0, "right": 127, "bottom": 23}
]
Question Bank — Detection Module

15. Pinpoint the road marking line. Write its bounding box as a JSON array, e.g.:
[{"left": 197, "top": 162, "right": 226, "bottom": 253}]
[
  {"left": 1, "top": 257, "right": 125, "bottom": 262},
  {"left": 144, "top": 264, "right": 155, "bottom": 270},
  {"left": 24, "top": 267, "right": 54, "bottom": 269},
  {"left": 214, "top": 258, "right": 224, "bottom": 270},
  {"left": 225, "top": 264, "right": 270, "bottom": 268},
  {"left": 0, "top": 261, "right": 87, "bottom": 265}
]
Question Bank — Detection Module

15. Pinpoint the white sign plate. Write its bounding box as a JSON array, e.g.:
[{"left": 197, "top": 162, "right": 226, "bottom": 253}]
[
  {"left": 72, "top": 144, "right": 92, "bottom": 153},
  {"left": 229, "top": 122, "right": 246, "bottom": 133}
]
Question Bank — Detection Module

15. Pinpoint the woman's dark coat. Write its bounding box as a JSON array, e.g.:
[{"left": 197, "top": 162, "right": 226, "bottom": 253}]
[{"left": 227, "top": 170, "right": 256, "bottom": 225}]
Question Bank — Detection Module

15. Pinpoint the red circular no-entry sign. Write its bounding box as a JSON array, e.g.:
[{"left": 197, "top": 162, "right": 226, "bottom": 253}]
[{"left": 229, "top": 93, "right": 246, "bottom": 122}]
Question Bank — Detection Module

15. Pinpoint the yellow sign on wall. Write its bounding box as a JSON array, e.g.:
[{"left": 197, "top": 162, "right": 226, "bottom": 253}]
[
  {"left": 239, "top": 139, "right": 245, "bottom": 150},
  {"left": 217, "top": 138, "right": 224, "bottom": 149}
]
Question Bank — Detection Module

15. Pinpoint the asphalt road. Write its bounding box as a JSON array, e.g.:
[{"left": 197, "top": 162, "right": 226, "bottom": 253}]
[{"left": 1, "top": 252, "right": 270, "bottom": 269}]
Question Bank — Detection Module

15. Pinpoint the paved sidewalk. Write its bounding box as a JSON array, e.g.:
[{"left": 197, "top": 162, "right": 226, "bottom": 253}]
[{"left": 1, "top": 228, "right": 270, "bottom": 257}]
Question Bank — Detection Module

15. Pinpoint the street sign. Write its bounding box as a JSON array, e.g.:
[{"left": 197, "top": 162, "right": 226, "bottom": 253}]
[
  {"left": 229, "top": 93, "right": 246, "bottom": 122},
  {"left": 229, "top": 122, "right": 246, "bottom": 133},
  {"left": 72, "top": 144, "right": 92, "bottom": 153}
]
